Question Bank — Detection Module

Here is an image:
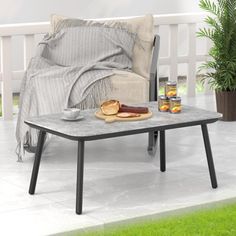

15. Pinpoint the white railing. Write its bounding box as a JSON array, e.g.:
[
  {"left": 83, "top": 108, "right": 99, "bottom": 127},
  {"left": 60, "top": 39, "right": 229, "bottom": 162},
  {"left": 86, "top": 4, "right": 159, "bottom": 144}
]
[{"left": 0, "top": 13, "right": 210, "bottom": 120}]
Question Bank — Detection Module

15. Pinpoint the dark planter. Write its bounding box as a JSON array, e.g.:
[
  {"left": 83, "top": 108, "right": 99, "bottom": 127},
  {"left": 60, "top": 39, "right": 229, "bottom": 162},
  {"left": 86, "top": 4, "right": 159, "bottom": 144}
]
[{"left": 215, "top": 91, "right": 236, "bottom": 121}]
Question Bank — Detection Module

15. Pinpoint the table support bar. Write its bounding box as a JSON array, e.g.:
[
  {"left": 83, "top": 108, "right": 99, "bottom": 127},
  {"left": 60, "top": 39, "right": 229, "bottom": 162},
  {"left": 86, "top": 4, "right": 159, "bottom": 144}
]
[
  {"left": 160, "top": 130, "right": 166, "bottom": 172},
  {"left": 29, "top": 130, "right": 46, "bottom": 194},
  {"left": 76, "top": 140, "right": 85, "bottom": 214},
  {"left": 201, "top": 124, "right": 218, "bottom": 188}
]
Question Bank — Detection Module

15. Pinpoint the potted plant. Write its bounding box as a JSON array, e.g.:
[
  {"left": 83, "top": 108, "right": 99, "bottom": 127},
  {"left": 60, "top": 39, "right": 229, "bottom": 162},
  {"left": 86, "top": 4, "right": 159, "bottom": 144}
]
[{"left": 198, "top": 0, "right": 236, "bottom": 121}]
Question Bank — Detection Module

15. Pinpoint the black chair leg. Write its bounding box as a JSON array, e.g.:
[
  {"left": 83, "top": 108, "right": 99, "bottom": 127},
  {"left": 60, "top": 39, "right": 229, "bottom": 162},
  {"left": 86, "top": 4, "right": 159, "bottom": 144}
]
[{"left": 147, "top": 131, "right": 158, "bottom": 156}]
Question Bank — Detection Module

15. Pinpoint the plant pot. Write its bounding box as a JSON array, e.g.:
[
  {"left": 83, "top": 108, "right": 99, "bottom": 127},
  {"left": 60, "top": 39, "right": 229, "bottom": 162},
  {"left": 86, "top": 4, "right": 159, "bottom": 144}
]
[{"left": 215, "top": 91, "right": 236, "bottom": 121}]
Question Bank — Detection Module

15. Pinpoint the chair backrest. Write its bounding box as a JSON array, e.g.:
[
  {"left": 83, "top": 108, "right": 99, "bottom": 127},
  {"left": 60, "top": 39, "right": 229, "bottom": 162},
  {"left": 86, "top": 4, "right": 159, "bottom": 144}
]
[{"left": 50, "top": 14, "right": 154, "bottom": 79}]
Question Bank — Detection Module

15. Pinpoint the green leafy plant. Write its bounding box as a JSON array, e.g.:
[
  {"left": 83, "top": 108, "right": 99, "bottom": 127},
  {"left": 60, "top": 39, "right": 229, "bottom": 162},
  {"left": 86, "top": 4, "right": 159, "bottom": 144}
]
[{"left": 198, "top": 0, "right": 236, "bottom": 91}]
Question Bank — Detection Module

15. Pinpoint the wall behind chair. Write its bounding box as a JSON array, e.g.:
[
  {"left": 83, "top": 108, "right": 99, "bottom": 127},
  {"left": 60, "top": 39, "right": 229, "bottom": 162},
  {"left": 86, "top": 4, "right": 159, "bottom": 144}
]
[
  {"left": 0, "top": 0, "right": 202, "bottom": 93},
  {"left": 0, "top": 0, "right": 201, "bottom": 24}
]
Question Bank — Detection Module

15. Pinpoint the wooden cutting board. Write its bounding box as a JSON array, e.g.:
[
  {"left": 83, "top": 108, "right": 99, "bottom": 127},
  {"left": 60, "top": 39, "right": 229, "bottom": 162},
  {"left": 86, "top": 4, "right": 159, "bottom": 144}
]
[{"left": 95, "top": 110, "right": 153, "bottom": 123}]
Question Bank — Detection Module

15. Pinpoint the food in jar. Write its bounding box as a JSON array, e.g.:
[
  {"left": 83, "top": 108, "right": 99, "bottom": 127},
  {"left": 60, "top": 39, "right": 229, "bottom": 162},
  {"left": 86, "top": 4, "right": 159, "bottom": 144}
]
[
  {"left": 165, "top": 81, "right": 177, "bottom": 98},
  {"left": 169, "top": 97, "right": 182, "bottom": 113},
  {"left": 158, "top": 95, "right": 169, "bottom": 112},
  {"left": 100, "top": 100, "right": 120, "bottom": 115}
]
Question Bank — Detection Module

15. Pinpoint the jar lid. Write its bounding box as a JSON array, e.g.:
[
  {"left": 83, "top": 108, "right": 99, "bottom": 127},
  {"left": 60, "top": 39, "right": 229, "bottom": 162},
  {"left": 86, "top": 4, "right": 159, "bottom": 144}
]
[
  {"left": 170, "top": 96, "right": 181, "bottom": 101},
  {"left": 166, "top": 81, "right": 177, "bottom": 85},
  {"left": 159, "top": 95, "right": 168, "bottom": 100}
]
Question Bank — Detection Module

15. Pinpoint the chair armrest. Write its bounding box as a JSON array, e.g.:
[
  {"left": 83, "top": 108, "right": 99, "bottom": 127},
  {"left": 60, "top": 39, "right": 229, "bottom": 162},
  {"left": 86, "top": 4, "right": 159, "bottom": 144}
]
[{"left": 149, "top": 35, "right": 160, "bottom": 101}]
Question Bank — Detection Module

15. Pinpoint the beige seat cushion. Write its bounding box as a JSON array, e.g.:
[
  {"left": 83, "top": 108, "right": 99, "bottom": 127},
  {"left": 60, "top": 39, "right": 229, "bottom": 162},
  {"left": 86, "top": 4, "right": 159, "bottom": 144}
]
[
  {"left": 50, "top": 14, "right": 154, "bottom": 79},
  {"left": 107, "top": 70, "right": 149, "bottom": 104}
]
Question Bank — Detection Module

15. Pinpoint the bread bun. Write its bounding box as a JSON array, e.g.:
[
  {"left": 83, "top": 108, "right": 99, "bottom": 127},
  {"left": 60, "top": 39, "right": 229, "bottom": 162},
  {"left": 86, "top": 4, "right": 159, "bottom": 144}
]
[{"left": 101, "top": 100, "right": 120, "bottom": 115}]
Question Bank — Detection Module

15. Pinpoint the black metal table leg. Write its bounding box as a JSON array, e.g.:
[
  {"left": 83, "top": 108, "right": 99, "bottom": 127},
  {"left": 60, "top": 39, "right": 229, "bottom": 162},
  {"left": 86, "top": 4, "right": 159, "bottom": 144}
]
[
  {"left": 29, "top": 130, "right": 46, "bottom": 194},
  {"left": 76, "top": 140, "right": 85, "bottom": 215},
  {"left": 147, "top": 131, "right": 158, "bottom": 156},
  {"left": 160, "top": 130, "right": 166, "bottom": 172},
  {"left": 201, "top": 124, "right": 218, "bottom": 189}
]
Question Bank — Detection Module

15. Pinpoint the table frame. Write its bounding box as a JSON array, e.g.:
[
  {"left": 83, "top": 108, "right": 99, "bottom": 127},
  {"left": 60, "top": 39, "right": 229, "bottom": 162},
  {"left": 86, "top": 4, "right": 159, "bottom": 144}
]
[{"left": 27, "top": 119, "right": 218, "bottom": 215}]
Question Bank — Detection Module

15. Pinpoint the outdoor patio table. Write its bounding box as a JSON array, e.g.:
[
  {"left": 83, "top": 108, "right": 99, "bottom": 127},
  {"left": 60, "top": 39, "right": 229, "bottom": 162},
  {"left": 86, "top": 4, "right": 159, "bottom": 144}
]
[{"left": 25, "top": 102, "right": 222, "bottom": 215}]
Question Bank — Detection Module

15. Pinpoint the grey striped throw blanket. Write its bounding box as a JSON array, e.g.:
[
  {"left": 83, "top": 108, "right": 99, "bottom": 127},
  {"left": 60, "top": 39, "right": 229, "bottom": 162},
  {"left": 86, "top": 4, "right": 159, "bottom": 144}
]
[{"left": 16, "top": 25, "right": 136, "bottom": 161}]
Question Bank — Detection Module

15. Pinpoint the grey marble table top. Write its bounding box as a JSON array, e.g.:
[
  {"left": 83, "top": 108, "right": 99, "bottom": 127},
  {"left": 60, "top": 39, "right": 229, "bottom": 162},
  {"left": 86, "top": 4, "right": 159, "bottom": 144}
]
[{"left": 25, "top": 102, "right": 222, "bottom": 141}]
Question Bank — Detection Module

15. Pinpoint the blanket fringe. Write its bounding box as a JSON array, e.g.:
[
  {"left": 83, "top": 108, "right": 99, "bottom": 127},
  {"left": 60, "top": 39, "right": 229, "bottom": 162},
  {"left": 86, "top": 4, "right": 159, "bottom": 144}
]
[{"left": 15, "top": 142, "right": 24, "bottom": 162}]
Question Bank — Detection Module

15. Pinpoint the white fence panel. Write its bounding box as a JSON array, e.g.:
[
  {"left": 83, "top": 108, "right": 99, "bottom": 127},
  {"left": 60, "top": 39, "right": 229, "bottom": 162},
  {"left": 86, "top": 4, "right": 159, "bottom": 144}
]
[
  {"left": 169, "top": 24, "right": 178, "bottom": 82},
  {"left": 187, "top": 23, "right": 197, "bottom": 97},
  {"left": 0, "top": 36, "right": 13, "bottom": 120},
  {"left": 24, "top": 34, "right": 35, "bottom": 69}
]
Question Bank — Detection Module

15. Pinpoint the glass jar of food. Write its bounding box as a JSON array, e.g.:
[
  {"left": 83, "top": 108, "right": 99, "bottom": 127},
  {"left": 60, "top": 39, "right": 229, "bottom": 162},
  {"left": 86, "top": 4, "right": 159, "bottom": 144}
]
[
  {"left": 158, "top": 95, "right": 169, "bottom": 112},
  {"left": 169, "top": 97, "right": 182, "bottom": 113},
  {"left": 165, "top": 81, "right": 177, "bottom": 98}
]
